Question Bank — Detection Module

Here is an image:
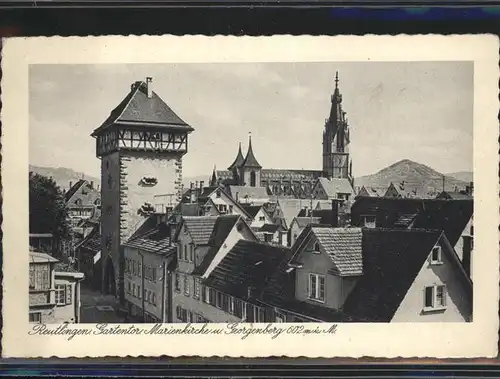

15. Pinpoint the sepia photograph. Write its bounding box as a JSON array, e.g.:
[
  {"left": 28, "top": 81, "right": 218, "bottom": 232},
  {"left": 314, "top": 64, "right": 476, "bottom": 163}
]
[
  {"left": 2, "top": 35, "right": 497, "bottom": 358},
  {"left": 28, "top": 61, "right": 474, "bottom": 325}
]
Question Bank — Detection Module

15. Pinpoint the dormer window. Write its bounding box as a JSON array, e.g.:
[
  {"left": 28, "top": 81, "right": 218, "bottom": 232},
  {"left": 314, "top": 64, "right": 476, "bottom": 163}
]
[
  {"left": 361, "top": 215, "right": 376, "bottom": 228},
  {"left": 313, "top": 242, "right": 320, "bottom": 254},
  {"left": 430, "top": 246, "right": 442, "bottom": 265},
  {"left": 139, "top": 176, "right": 158, "bottom": 187}
]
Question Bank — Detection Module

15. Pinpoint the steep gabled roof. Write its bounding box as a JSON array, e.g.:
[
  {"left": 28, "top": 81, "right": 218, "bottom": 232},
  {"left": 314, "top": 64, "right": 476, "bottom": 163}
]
[
  {"left": 176, "top": 216, "right": 219, "bottom": 246},
  {"left": 312, "top": 227, "right": 363, "bottom": 276},
  {"left": 241, "top": 136, "right": 262, "bottom": 168},
  {"left": 203, "top": 240, "right": 289, "bottom": 300},
  {"left": 241, "top": 204, "right": 262, "bottom": 218},
  {"left": 191, "top": 215, "right": 242, "bottom": 276},
  {"left": 342, "top": 228, "right": 444, "bottom": 322},
  {"left": 125, "top": 223, "right": 176, "bottom": 255},
  {"left": 64, "top": 179, "right": 86, "bottom": 202},
  {"left": 351, "top": 197, "right": 473, "bottom": 246},
  {"left": 292, "top": 217, "right": 322, "bottom": 229},
  {"left": 228, "top": 143, "right": 245, "bottom": 171},
  {"left": 92, "top": 80, "right": 193, "bottom": 136},
  {"left": 315, "top": 177, "right": 354, "bottom": 197}
]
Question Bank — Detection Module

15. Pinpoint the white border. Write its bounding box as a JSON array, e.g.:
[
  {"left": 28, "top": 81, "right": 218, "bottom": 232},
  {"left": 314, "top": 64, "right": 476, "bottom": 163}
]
[{"left": 1, "top": 35, "right": 499, "bottom": 358}]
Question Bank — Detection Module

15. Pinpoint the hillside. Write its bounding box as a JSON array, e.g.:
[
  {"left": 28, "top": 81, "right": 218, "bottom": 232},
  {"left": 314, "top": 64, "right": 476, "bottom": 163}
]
[
  {"left": 29, "top": 165, "right": 100, "bottom": 192},
  {"left": 355, "top": 159, "right": 468, "bottom": 194},
  {"left": 446, "top": 171, "right": 473, "bottom": 183}
]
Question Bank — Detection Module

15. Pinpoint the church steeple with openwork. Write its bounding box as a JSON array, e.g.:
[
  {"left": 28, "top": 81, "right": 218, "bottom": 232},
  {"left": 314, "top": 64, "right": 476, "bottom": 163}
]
[{"left": 322, "top": 71, "right": 353, "bottom": 186}]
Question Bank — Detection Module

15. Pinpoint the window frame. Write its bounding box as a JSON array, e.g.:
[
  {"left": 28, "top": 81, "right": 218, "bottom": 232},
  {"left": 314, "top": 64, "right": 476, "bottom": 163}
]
[
  {"left": 308, "top": 273, "right": 326, "bottom": 303},
  {"left": 29, "top": 312, "right": 42, "bottom": 323},
  {"left": 174, "top": 273, "right": 181, "bottom": 292},
  {"left": 424, "top": 284, "right": 447, "bottom": 311},
  {"left": 361, "top": 215, "right": 376, "bottom": 228},
  {"left": 430, "top": 245, "right": 443, "bottom": 265},
  {"left": 312, "top": 242, "right": 321, "bottom": 254},
  {"left": 193, "top": 278, "right": 200, "bottom": 299},
  {"left": 184, "top": 275, "right": 190, "bottom": 296},
  {"left": 55, "top": 284, "right": 66, "bottom": 305}
]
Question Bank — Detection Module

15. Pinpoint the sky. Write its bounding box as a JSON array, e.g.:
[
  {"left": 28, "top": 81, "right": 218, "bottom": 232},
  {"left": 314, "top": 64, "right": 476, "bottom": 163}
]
[{"left": 29, "top": 62, "right": 473, "bottom": 178}]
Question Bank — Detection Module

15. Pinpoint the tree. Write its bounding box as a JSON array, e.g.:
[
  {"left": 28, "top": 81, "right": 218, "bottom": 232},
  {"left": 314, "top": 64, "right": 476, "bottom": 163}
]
[{"left": 29, "top": 172, "right": 69, "bottom": 242}]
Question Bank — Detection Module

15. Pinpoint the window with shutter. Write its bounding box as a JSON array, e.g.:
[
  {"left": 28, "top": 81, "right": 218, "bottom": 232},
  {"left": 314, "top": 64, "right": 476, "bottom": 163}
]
[
  {"left": 424, "top": 286, "right": 434, "bottom": 308},
  {"left": 65, "top": 284, "right": 72, "bottom": 305},
  {"left": 234, "top": 299, "right": 242, "bottom": 318}
]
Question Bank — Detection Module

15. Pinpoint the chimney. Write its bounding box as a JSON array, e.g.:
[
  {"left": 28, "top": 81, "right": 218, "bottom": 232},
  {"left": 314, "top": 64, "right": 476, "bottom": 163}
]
[
  {"left": 200, "top": 181, "right": 204, "bottom": 190},
  {"left": 331, "top": 199, "right": 339, "bottom": 228},
  {"left": 69, "top": 181, "right": 73, "bottom": 189},
  {"left": 90, "top": 181, "right": 94, "bottom": 189},
  {"left": 146, "top": 77, "right": 153, "bottom": 98}
]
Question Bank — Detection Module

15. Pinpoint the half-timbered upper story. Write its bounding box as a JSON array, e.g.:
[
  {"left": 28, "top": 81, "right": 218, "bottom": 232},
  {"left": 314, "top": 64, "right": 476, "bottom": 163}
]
[{"left": 91, "top": 77, "right": 194, "bottom": 157}]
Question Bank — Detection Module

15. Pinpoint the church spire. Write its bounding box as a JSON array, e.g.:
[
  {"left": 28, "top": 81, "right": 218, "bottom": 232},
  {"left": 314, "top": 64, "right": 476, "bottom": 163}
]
[
  {"left": 241, "top": 133, "right": 262, "bottom": 168},
  {"left": 210, "top": 165, "right": 218, "bottom": 187},
  {"left": 228, "top": 142, "right": 245, "bottom": 171}
]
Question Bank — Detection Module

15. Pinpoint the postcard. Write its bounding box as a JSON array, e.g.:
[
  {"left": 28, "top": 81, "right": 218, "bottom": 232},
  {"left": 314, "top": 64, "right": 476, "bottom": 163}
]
[{"left": 1, "top": 35, "right": 498, "bottom": 358}]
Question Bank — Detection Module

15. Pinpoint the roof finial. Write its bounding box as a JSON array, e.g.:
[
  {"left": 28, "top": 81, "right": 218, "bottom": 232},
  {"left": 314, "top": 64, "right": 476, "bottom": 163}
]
[{"left": 335, "top": 71, "right": 339, "bottom": 89}]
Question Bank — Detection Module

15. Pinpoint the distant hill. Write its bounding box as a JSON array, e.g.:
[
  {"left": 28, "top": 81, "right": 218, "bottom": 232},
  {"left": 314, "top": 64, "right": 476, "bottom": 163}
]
[
  {"left": 29, "top": 165, "right": 100, "bottom": 192},
  {"left": 355, "top": 159, "right": 468, "bottom": 195},
  {"left": 446, "top": 171, "right": 473, "bottom": 184},
  {"left": 30, "top": 160, "right": 470, "bottom": 197}
]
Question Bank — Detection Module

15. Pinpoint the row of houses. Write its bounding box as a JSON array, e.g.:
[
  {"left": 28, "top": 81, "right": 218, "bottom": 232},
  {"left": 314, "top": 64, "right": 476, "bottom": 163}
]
[
  {"left": 358, "top": 181, "right": 473, "bottom": 200},
  {"left": 76, "top": 189, "right": 473, "bottom": 323}
]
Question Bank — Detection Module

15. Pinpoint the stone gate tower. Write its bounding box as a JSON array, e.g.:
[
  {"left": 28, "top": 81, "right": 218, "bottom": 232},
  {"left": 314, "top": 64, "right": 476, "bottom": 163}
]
[
  {"left": 91, "top": 77, "right": 194, "bottom": 301},
  {"left": 322, "top": 72, "right": 354, "bottom": 186}
]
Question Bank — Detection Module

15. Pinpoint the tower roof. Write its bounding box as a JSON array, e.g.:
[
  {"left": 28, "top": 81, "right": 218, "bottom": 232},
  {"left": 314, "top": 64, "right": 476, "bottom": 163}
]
[
  {"left": 92, "top": 79, "right": 194, "bottom": 136},
  {"left": 228, "top": 142, "right": 245, "bottom": 170},
  {"left": 241, "top": 135, "right": 262, "bottom": 169}
]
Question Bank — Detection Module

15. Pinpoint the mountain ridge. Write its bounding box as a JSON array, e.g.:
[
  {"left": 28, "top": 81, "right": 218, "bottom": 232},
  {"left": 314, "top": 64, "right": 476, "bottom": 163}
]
[
  {"left": 30, "top": 159, "right": 471, "bottom": 195},
  {"left": 355, "top": 159, "right": 469, "bottom": 195}
]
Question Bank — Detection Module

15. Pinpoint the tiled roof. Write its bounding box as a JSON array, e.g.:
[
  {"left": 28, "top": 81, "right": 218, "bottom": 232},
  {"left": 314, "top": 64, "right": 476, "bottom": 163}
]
[
  {"left": 241, "top": 204, "right": 262, "bottom": 218},
  {"left": 313, "top": 227, "right": 363, "bottom": 276},
  {"left": 192, "top": 215, "right": 242, "bottom": 276},
  {"left": 92, "top": 80, "right": 194, "bottom": 136},
  {"left": 359, "top": 186, "right": 386, "bottom": 197},
  {"left": 277, "top": 198, "right": 309, "bottom": 229},
  {"left": 297, "top": 209, "right": 338, "bottom": 225},
  {"left": 215, "top": 170, "right": 233, "bottom": 180},
  {"left": 314, "top": 200, "right": 335, "bottom": 210},
  {"left": 78, "top": 226, "right": 101, "bottom": 253},
  {"left": 351, "top": 197, "right": 473, "bottom": 246},
  {"left": 393, "top": 213, "right": 418, "bottom": 228},
  {"left": 229, "top": 186, "right": 270, "bottom": 201},
  {"left": 182, "top": 216, "right": 219, "bottom": 246},
  {"left": 436, "top": 191, "right": 472, "bottom": 200},
  {"left": 29, "top": 251, "right": 59, "bottom": 264},
  {"left": 261, "top": 169, "right": 323, "bottom": 181},
  {"left": 125, "top": 223, "right": 177, "bottom": 256},
  {"left": 317, "top": 177, "right": 354, "bottom": 197},
  {"left": 259, "top": 223, "right": 281, "bottom": 233},
  {"left": 342, "top": 228, "right": 445, "bottom": 322},
  {"left": 293, "top": 217, "right": 322, "bottom": 228},
  {"left": 203, "top": 240, "right": 290, "bottom": 300}
]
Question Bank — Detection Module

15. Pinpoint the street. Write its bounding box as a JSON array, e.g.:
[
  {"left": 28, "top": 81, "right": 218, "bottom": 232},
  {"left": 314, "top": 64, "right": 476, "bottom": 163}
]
[{"left": 80, "top": 284, "right": 126, "bottom": 323}]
